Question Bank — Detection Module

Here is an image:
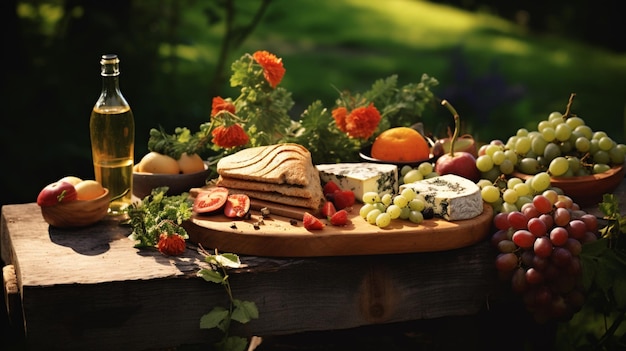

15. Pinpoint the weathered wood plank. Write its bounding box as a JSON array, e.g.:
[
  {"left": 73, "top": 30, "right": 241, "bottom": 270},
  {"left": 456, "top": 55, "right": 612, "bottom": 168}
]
[{"left": 1, "top": 203, "right": 505, "bottom": 349}]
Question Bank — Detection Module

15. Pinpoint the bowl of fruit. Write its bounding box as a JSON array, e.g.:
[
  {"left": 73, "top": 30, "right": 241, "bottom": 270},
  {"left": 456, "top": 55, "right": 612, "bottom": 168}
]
[
  {"left": 494, "top": 105, "right": 626, "bottom": 207},
  {"left": 38, "top": 177, "right": 111, "bottom": 228},
  {"left": 359, "top": 127, "right": 434, "bottom": 167},
  {"left": 132, "top": 151, "right": 212, "bottom": 199}
]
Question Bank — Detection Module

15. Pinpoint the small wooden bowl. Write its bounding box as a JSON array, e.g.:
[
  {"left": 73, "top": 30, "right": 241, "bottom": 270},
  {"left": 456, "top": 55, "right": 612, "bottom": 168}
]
[
  {"left": 40, "top": 188, "right": 111, "bottom": 228},
  {"left": 133, "top": 163, "right": 211, "bottom": 199},
  {"left": 511, "top": 165, "right": 625, "bottom": 207}
]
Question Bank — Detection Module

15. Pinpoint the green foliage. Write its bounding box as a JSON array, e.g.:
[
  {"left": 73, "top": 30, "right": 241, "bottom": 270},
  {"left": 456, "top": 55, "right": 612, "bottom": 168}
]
[
  {"left": 126, "top": 188, "right": 192, "bottom": 248},
  {"left": 198, "top": 250, "right": 259, "bottom": 351},
  {"left": 558, "top": 194, "right": 626, "bottom": 350}
]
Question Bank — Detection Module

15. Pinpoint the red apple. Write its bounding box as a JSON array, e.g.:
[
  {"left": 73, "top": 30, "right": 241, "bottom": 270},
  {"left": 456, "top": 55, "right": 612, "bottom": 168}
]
[
  {"left": 435, "top": 151, "right": 481, "bottom": 182},
  {"left": 434, "top": 100, "right": 481, "bottom": 182},
  {"left": 432, "top": 135, "right": 477, "bottom": 158},
  {"left": 37, "top": 181, "right": 78, "bottom": 207}
]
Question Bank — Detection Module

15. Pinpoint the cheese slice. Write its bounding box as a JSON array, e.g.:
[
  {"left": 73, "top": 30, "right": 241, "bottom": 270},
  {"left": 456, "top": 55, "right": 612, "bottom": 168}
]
[
  {"left": 316, "top": 163, "right": 398, "bottom": 202},
  {"left": 399, "top": 174, "right": 483, "bottom": 220}
]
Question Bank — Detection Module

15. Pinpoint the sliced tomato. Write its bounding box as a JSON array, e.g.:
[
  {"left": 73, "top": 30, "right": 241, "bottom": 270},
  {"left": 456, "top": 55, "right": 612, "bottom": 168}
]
[
  {"left": 193, "top": 187, "right": 229, "bottom": 214},
  {"left": 224, "top": 194, "right": 251, "bottom": 218}
]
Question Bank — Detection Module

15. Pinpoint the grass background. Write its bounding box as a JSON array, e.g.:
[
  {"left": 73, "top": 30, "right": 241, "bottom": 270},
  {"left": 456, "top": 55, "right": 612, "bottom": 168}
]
[{"left": 2, "top": 0, "right": 626, "bottom": 207}]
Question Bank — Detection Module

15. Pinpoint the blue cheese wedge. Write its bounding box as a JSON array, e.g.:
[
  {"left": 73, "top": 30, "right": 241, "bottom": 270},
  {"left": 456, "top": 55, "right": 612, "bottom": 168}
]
[
  {"left": 399, "top": 174, "right": 483, "bottom": 220},
  {"left": 316, "top": 163, "right": 398, "bottom": 201}
]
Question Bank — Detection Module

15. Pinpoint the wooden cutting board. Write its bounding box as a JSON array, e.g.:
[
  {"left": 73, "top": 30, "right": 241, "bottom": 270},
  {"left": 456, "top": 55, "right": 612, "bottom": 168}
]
[{"left": 183, "top": 202, "right": 494, "bottom": 257}]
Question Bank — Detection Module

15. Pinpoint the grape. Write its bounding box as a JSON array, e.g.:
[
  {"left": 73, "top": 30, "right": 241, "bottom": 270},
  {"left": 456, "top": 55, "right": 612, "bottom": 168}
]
[
  {"left": 502, "top": 188, "right": 519, "bottom": 204},
  {"left": 481, "top": 185, "right": 501, "bottom": 203},
  {"left": 375, "top": 212, "right": 392, "bottom": 228},
  {"left": 385, "top": 204, "right": 402, "bottom": 219},
  {"left": 403, "top": 169, "right": 423, "bottom": 184},
  {"left": 380, "top": 193, "right": 393, "bottom": 206},
  {"left": 541, "top": 127, "right": 556, "bottom": 142},
  {"left": 495, "top": 253, "right": 518, "bottom": 272},
  {"left": 499, "top": 159, "right": 515, "bottom": 175},
  {"left": 408, "top": 198, "right": 425, "bottom": 212},
  {"left": 515, "top": 136, "right": 532, "bottom": 154},
  {"left": 512, "top": 229, "right": 535, "bottom": 248},
  {"left": 527, "top": 217, "right": 547, "bottom": 237},
  {"left": 493, "top": 212, "right": 510, "bottom": 230},
  {"left": 518, "top": 157, "right": 540, "bottom": 175},
  {"left": 476, "top": 155, "right": 494, "bottom": 172},
  {"left": 492, "top": 150, "right": 506, "bottom": 165},
  {"left": 360, "top": 203, "right": 376, "bottom": 218},
  {"left": 531, "top": 172, "right": 551, "bottom": 192},
  {"left": 362, "top": 192, "right": 381, "bottom": 204},
  {"left": 533, "top": 237, "right": 553, "bottom": 258},
  {"left": 400, "top": 188, "right": 416, "bottom": 201},
  {"left": 549, "top": 227, "right": 569, "bottom": 246},
  {"left": 400, "top": 165, "right": 413, "bottom": 176},
  {"left": 566, "top": 219, "right": 586, "bottom": 240},
  {"left": 548, "top": 157, "right": 569, "bottom": 176},
  {"left": 408, "top": 210, "right": 424, "bottom": 224},
  {"left": 417, "top": 162, "right": 433, "bottom": 176},
  {"left": 553, "top": 207, "right": 571, "bottom": 227},
  {"left": 593, "top": 163, "right": 610, "bottom": 174},
  {"left": 526, "top": 267, "right": 544, "bottom": 285},
  {"left": 366, "top": 209, "right": 382, "bottom": 224},
  {"left": 555, "top": 123, "right": 572, "bottom": 141},
  {"left": 574, "top": 137, "right": 590, "bottom": 152},
  {"left": 392, "top": 195, "right": 408, "bottom": 208},
  {"left": 543, "top": 143, "right": 561, "bottom": 162}
]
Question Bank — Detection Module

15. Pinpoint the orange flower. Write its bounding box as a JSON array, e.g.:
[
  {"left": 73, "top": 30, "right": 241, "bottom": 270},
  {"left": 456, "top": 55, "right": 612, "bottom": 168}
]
[
  {"left": 211, "top": 124, "right": 250, "bottom": 148},
  {"left": 252, "top": 51, "right": 285, "bottom": 88},
  {"left": 345, "top": 103, "right": 381, "bottom": 139},
  {"left": 211, "top": 96, "right": 236, "bottom": 117},
  {"left": 157, "top": 233, "right": 186, "bottom": 256},
  {"left": 331, "top": 107, "right": 348, "bottom": 133}
]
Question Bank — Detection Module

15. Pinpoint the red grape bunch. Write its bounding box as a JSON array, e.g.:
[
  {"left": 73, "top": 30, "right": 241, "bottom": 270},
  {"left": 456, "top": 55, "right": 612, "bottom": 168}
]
[{"left": 491, "top": 189, "right": 599, "bottom": 322}]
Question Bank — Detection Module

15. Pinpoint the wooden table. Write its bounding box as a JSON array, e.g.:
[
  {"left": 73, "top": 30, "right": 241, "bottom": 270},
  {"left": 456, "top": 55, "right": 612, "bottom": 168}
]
[{"left": 2, "top": 179, "right": 625, "bottom": 350}]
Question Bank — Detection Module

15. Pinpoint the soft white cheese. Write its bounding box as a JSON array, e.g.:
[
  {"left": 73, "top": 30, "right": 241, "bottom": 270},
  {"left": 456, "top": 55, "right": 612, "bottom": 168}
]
[
  {"left": 316, "top": 163, "right": 398, "bottom": 201},
  {"left": 399, "top": 174, "right": 483, "bottom": 220}
]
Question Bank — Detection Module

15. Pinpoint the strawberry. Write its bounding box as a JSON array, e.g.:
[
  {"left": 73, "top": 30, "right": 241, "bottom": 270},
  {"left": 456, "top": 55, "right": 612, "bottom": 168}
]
[
  {"left": 333, "top": 190, "right": 355, "bottom": 210},
  {"left": 321, "top": 201, "right": 337, "bottom": 219},
  {"left": 323, "top": 181, "right": 341, "bottom": 196},
  {"left": 330, "top": 209, "right": 348, "bottom": 226},
  {"left": 303, "top": 212, "right": 325, "bottom": 230}
]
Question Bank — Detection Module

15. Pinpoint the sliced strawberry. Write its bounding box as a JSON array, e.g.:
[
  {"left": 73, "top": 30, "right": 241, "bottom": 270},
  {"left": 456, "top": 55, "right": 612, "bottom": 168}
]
[
  {"left": 303, "top": 212, "right": 325, "bottom": 230},
  {"left": 322, "top": 181, "right": 341, "bottom": 196},
  {"left": 333, "top": 190, "right": 355, "bottom": 210},
  {"left": 330, "top": 209, "right": 348, "bottom": 226},
  {"left": 321, "top": 201, "right": 337, "bottom": 219}
]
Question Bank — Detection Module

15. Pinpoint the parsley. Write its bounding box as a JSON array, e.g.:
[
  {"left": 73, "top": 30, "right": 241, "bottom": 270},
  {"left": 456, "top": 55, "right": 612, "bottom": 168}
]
[{"left": 127, "top": 187, "right": 193, "bottom": 248}]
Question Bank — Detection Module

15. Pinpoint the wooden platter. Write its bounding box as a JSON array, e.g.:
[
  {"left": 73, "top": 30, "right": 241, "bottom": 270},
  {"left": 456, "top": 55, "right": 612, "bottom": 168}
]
[{"left": 183, "top": 202, "right": 494, "bottom": 257}]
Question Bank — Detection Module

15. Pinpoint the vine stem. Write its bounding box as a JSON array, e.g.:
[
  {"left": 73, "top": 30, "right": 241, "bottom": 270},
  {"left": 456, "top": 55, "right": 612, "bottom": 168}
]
[
  {"left": 441, "top": 100, "right": 460, "bottom": 157},
  {"left": 563, "top": 93, "right": 576, "bottom": 119}
]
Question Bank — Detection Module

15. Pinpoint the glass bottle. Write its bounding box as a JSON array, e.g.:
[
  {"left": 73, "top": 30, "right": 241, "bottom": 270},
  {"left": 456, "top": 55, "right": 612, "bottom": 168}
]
[{"left": 90, "top": 54, "right": 135, "bottom": 216}]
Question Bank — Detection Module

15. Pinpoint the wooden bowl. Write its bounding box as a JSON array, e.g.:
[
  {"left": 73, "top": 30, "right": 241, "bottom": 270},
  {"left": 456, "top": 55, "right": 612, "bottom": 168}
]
[
  {"left": 40, "top": 188, "right": 111, "bottom": 228},
  {"left": 511, "top": 165, "right": 625, "bottom": 207},
  {"left": 133, "top": 163, "right": 211, "bottom": 199}
]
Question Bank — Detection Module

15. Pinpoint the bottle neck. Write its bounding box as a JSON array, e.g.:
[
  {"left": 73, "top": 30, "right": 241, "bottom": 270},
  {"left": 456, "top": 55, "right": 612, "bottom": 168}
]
[{"left": 97, "top": 55, "right": 129, "bottom": 107}]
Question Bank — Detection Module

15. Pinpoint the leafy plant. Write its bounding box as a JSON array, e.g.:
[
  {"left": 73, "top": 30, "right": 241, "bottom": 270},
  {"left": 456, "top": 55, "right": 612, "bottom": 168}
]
[
  {"left": 557, "top": 194, "right": 626, "bottom": 350},
  {"left": 198, "top": 249, "right": 259, "bottom": 351}
]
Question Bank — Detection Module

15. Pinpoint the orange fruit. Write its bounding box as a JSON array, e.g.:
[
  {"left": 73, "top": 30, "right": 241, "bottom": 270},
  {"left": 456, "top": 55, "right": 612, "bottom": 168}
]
[
  {"left": 74, "top": 180, "right": 106, "bottom": 200},
  {"left": 371, "top": 127, "right": 430, "bottom": 162}
]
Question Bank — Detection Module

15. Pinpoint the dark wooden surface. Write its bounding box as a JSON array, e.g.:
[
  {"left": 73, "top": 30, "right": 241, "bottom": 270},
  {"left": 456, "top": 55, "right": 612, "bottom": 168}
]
[{"left": 2, "top": 178, "right": 625, "bottom": 350}]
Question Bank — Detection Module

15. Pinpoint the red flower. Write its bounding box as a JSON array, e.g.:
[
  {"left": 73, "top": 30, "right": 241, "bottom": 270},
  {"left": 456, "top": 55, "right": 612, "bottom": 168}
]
[
  {"left": 331, "top": 107, "right": 348, "bottom": 133},
  {"left": 252, "top": 51, "right": 285, "bottom": 88},
  {"left": 157, "top": 233, "right": 186, "bottom": 256},
  {"left": 211, "top": 124, "right": 250, "bottom": 148},
  {"left": 344, "top": 103, "right": 381, "bottom": 139},
  {"left": 211, "top": 96, "right": 236, "bottom": 117}
]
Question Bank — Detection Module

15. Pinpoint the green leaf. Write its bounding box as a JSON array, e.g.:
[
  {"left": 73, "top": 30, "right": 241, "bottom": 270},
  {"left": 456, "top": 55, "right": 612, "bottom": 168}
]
[
  {"left": 215, "top": 253, "right": 242, "bottom": 268},
  {"left": 197, "top": 268, "right": 225, "bottom": 284},
  {"left": 613, "top": 275, "right": 626, "bottom": 309},
  {"left": 200, "top": 306, "right": 229, "bottom": 330},
  {"left": 231, "top": 299, "right": 259, "bottom": 324}
]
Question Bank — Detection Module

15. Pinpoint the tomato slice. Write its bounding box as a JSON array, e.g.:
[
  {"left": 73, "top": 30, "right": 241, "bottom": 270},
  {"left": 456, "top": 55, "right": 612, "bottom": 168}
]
[
  {"left": 193, "top": 187, "right": 229, "bottom": 214},
  {"left": 224, "top": 194, "right": 251, "bottom": 218}
]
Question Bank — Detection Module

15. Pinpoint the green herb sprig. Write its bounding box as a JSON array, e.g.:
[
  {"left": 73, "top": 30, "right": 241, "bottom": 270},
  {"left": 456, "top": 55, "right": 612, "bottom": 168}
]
[{"left": 127, "top": 187, "right": 193, "bottom": 248}]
